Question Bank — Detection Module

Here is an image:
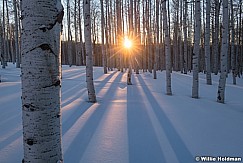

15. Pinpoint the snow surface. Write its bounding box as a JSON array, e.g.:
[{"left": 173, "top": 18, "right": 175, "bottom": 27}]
[{"left": 0, "top": 64, "right": 243, "bottom": 163}]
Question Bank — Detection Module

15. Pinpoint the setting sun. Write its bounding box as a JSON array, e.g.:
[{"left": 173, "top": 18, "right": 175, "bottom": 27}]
[{"left": 124, "top": 38, "right": 132, "bottom": 49}]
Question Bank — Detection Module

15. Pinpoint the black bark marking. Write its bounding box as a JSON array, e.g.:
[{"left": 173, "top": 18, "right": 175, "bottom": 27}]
[
  {"left": 57, "top": 113, "right": 61, "bottom": 118},
  {"left": 56, "top": 10, "right": 64, "bottom": 24},
  {"left": 39, "top": 44, "right": 56, "bottom": 56},
  {"left": 23, "top": 104, "right": 35, "bottom": 111},
  {"left": 43, "top": 80, "right": 61, "bottom": 88},
  {"left": 53, "top": 80, "right": 61, "bottom": 87},
  {"left": 26, "top": 139, "right": 34, "bottom": 146},
  {"left": 217, "top": 90, "right": 221, "bottom": 101},
  {"left": 39, "top": 10, "right": 64, "bottom": 32},
  {"left": 39, "top": 26, "right": 47, "bottom": 32}
]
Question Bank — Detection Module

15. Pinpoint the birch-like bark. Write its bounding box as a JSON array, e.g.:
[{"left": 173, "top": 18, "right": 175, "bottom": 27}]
[
  {"left": 153, "top": 0, "right": 159, "bottom": 79},
  {"left": 127, "top": 0, "right": 133, "bottom": 84},
  {"left": 213, "top": 0, "right": 220, "bottom": 74},
  {"left": 183, "top": 0, "right": 188, "bottom": 74},
  {"left": 217, "top": 0, "right": 229, "bottom": 103},
  {"left": 21, "top": 0, "right": 64, "bottom": 162},
  {"left": 13, "top": 0, "right": 20, "bottom": 68},
  {"left": 74, "top": 0, "right": 80, "bottom": 66},
  {"left": 2, "top": 0, "right": 7, "bottom": 68},
  {"left": 5, "top": 0, "right": 10, "bottom": 65},
  {"left": 179, "top": 0, "right": 184, "bottom": 73},
  {"left": 100, "top": 0, "right": 107, "bottom": 74},
  {"left": 192, "top": 0, "right": 201, "bottom": 98},
  {"left": 84, "top": 0, "right": 96, "bottom": 103},
  {"left": 67, "top": 0, "right": 72, "bottom": 67},
  {"left": 230, "top": 0, "right": 236, "bottom": 84},
  {"left": 205, "top": 0, "right": 212, "bottom": 85},
  {"left": 116, "top": 0, "right": 123, "bottom": 72},
  {"left": 78, "top": 0, "right": 85, "bottom": 66},
  {"left": 162, "top": 0, "right": 172, "bottom": 95},
  {"left": 0, "top": 19, "right": 2, "bottom": 66}
]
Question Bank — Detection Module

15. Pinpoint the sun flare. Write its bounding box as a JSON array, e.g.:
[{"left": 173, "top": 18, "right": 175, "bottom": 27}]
[{"left": 124, "top": 38, "right": 132, "bottom": 49}]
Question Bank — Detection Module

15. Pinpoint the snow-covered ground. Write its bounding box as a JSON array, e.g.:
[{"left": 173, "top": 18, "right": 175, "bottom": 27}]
[{"left": 0, "top": 64, "right": 243, "bottom": 163}]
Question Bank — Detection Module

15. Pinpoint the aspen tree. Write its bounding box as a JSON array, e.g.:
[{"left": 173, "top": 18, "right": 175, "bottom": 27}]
[
  {"left": 205, "top": 0, "right": 212, "bottom": 85},
  {"left": 13, "top": 0, "right": 20, "bottom": 68},
  {"left": 162, "top": 0, "right": 172, "bottom": 95},
  {"left": 230, "top": 0, "right": 236, "bottom": 84},
  {"left": 192, "top": 0, "right": 201, "bottom": 98},
  {"left": 2, "top": 0, "right": 7, "bottom": 68},
  {"left": 21, "top": 0, "right": 64, "bottom": 162},
  {"left": 183, "top": 0, "right": 188, "bottom": 74},
  {"left": 84, "top": 0, "right": 96, "bottom": 102},
  {"left": 100, "top": 0, "right": 107, "bottom": 74},
  {"left": 217, "top": 0, "right": 229, "bottom": 103}
]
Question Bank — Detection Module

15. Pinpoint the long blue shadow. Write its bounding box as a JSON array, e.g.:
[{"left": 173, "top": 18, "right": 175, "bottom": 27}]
[
  {"left": 0, "top": 130, "right": 22, "bottom": 150},
  {"left": 127, "top": 81, "right": 166, "bottom": 163},
  {"left": 137, "top": 75, "right": 194, "bottom": 163},
  {"left": 62, "top": 71, "right": 117, "bottom": 135},
  {"left": 64, "top": 72, "right": 124, "bottom": 162}
]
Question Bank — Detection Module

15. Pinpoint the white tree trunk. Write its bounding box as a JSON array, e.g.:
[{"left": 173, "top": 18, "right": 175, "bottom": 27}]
[
  {"left": 217, "top": 0, "right": 229, "bottom": 103},
  {"left": 2, "top": 0, "right": 7, "bottom": 68},
  {"left": 100, "top": 0, "right": 107, "bottom": 74},
  {"left": 13, "top": 0, "right": 20, "bottom": 68},
  {"left": 213, "top": 0, "right": 220, "bottom": 74},
  {"left": 230, "top": 0, "right": 236, "bottom": 85},
  {"left": 183, "top": 0, "right": 188, "bottom": 74},
  {"left": 67, "top": 0, "right": 72, "bottom": 67},
  {"left": 179, "top": 0, "right": 183, "bottom": 73},
  {"left": 205, "top": 0, "right": 212, "bottom": 85},
  {"left": 0, "top": 20, "right": 2, "bottom": 66},
  {"left": 192, "top": 0, "right": 201, "bottom": 98},
  {"left": 84, "top": 0, "right": 96, "bottom": 103},
  {"left": 78, "top": 0, "right": 85, "bottom": 66},
  {"left": 162, "top": 0, "right": 172, "bottom": 95},
  {"left": 153, "top": 0, "right": 160, "bottom": 79},
  {"left": 21, "top": 0, "right": 64, "bottom": 162}
]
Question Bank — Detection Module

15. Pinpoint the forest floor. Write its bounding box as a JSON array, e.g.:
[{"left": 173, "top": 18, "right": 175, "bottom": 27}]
[{"left": 0, "top": 63, "right": 243, "bottom": 163}]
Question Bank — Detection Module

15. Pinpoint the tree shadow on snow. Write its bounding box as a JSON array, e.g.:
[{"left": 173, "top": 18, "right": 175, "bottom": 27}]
[
  {"left": 136, "top": 75, "right": 194, "bottom": 162},
  {"left": 127, "top": 79, "right": 166, "bottom": 163},
  {"left": 63, "top": 71, "right": 125, "bottom": 162}
]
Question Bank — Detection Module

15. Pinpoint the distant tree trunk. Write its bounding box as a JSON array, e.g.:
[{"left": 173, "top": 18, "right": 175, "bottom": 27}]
[
  {"left": 5, "top": 0, "right": 10, "bottom": 65},
  {"left": 78, "top": 0, "right": 85, "bottom": 66},
  {"left": 67, "top": 0, "right": 72, "bottom": 67},
  {"left": 213, "top": 0, "right": 220, "bottom": 74},
  {"left": 127, "top": 52, "right": 132, "bottom": 85},
  {"left": 0, "top": 20, "right": 2, "bottom": 68},
  {"left": 74, "top": 0, "right": 79, "bottom": 66},
  {"left": 205, "top": 0, "right": 212, "bottom": 85},
  {"left": 13, "top": 0, "right": 20, "bottom": 68},
  {"left": 134, "top": 0, "right": 140, "bottom": 74},
  {"left": 230, "top": 0, "right": 236, "bottom": 84},
  {"left": 2, "top": 0, "right": 7, "bottom": 68},
  {"left": 192, "top": 0, "right": 201, "bottom": 99},
  {"left": 217, "top": 0, "right": 229, "bottom": 103},
  {"left": 153, "top": 0, "right": 159, "bottom": 79},
  {"left": 162, "top": 0, "right": 172, "bottom": 95},
  {"left": 84, "top": 0, "right": 96, "bottom": 103},
  {"left": 127, "top": 0, "right": 133, "bottom": 85},
  {"left": 179, "top": 0, "right": 183, "bottom": 73},
  {"left": 183, "top": 0, "right": 188, "bottom": 74},
  {"left": 100, "top": 0, "right": 107, "bottom": 74},
  {"left": 116, "top": 0, "right": 123, "bottom": 72},
  {"left": 21, "top": 0, "right": 64, "bottom": 162}
]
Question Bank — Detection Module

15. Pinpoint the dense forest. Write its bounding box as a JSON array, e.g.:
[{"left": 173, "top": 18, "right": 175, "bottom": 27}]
[{"left": 1, "top": 0, "right": 242, "bottom": 73}]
